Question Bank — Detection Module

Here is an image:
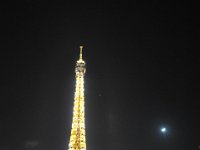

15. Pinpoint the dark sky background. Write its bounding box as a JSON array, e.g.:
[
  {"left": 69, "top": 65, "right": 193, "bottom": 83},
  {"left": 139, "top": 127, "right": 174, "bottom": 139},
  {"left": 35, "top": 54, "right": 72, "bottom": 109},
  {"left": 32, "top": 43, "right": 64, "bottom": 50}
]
[{"left": 0, "top": 1, "right": 199, "bottom": 150}]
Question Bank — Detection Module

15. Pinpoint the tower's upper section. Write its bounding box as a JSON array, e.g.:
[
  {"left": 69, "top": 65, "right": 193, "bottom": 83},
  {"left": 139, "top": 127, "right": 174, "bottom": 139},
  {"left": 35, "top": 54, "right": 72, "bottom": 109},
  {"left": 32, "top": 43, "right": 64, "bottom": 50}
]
[{"left": 75, "top": 46, "right": 86, "bottom": 75}]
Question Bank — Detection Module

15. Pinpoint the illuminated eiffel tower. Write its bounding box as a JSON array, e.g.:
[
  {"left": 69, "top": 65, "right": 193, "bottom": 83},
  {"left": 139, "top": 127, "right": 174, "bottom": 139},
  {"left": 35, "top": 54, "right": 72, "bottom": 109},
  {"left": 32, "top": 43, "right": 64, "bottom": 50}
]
[{"left": 68, "top": 46, "right": 87, "bottom": 150}]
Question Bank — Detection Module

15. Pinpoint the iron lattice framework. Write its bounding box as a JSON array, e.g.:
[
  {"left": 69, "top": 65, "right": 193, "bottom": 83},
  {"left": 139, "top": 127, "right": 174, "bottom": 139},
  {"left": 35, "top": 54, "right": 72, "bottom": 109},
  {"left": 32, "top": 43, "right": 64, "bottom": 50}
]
[{"left": 68, "top": 46, "right": 87, "bottom": 150}]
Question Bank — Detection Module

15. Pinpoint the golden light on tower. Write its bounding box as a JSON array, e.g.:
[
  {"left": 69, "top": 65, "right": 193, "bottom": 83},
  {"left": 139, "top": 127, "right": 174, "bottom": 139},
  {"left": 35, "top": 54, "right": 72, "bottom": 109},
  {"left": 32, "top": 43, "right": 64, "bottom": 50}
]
[{"left": 68, "top": 46, "right": 87, "bottom": 150}]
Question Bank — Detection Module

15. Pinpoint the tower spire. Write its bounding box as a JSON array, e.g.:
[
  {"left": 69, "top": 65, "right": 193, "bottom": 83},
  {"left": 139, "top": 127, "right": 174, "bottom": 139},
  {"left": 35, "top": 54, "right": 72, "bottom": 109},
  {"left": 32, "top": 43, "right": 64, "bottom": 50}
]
[
  {"left": 68, "top": 46, "right": 87, "bottom": 150},
  {"left": 79, "top": 46, "right": 83, "bottom": 60}
]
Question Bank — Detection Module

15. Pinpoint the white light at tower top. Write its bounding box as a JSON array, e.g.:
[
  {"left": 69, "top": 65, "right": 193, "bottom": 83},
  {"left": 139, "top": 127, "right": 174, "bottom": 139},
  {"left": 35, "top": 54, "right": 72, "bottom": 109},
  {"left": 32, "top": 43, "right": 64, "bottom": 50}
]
[{"left": 161, "top": 127, "right": 167, "bottom": 133}]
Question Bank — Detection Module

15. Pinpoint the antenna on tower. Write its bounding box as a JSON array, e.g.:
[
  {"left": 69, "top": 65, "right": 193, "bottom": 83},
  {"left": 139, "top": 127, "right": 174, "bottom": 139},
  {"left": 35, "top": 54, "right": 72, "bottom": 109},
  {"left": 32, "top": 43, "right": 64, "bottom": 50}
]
[{"left": 79, "top": 46, "right": 83, "bottom": 60}]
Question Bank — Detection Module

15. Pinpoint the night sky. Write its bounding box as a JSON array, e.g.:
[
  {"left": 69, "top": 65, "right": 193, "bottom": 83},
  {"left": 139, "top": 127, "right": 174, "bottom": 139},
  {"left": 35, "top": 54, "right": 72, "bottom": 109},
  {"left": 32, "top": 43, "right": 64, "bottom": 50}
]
[{"left": 1, "top": 1, "right": 199, "bottom": 150}]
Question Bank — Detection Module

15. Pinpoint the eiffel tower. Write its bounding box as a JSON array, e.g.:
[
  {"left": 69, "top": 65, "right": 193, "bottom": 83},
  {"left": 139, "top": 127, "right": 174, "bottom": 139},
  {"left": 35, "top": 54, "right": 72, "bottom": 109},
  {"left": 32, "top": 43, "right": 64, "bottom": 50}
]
[{"left": 68, "top": 46, "right": 87, "bottom": 150}]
